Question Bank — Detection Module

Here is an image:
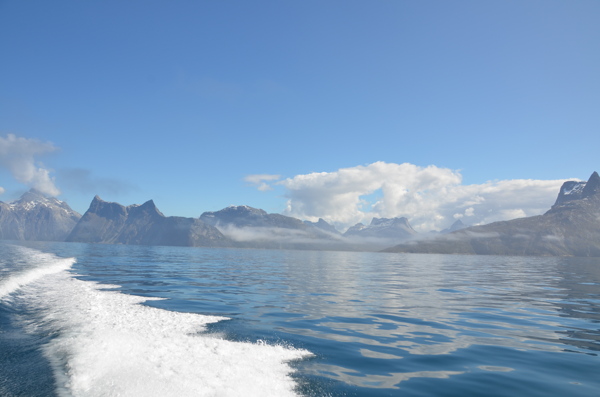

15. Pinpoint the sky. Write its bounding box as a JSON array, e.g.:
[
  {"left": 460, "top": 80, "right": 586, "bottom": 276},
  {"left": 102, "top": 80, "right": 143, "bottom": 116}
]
[{"left": 1, "top": 0, "right": 599, "bottom": 232}]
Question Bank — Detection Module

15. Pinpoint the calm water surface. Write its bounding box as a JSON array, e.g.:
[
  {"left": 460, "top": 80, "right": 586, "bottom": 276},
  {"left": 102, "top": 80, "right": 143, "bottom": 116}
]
[{"left": 1, "top": 241, "right": 599, "bottom": 396}]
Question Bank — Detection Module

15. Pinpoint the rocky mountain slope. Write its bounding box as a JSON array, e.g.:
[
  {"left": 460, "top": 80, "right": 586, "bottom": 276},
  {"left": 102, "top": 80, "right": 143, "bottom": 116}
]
[
  {"left": 384, "top": 172, "right": 600, "bottom": 257},
  {"left": 0, "top": 189, "right": 81, "bottom": 241},
  {"left": 67, "top": 196, "right": 231, "bottom": 247},
  {"left": 201, "top": 205, "right": 308, "bottom": 229},
  {"left": 304, "top": 218, "right": 341, "bottom": 235},
  {"left": 440, "top": 219, "right": 467, "bottom": 234}
]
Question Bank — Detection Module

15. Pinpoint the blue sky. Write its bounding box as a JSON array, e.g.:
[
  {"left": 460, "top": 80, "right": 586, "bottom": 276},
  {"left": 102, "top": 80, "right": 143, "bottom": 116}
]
[{"left": 1, "top": 1, "right": 599, "bottom": 231}]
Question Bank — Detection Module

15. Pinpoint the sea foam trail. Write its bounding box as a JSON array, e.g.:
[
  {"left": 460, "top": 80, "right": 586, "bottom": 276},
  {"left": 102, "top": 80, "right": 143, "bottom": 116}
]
[
  {"left": 0, "top": 247, "right": 76, "bottom": 300},
  {"left": 14, "top": 249, "right": 311, "bottom": 397}
]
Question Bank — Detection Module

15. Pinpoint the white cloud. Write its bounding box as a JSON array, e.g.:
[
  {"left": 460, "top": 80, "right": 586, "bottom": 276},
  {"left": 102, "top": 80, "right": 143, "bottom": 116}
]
[
  {"left": 277, "top": 162, "right": 568, "bottom": 232},
  {"left": 244, "top": 174, "right": 281, "bottom": 191},
  {"left": 0, "top": 133, "right": 60, "bottom": 196}
]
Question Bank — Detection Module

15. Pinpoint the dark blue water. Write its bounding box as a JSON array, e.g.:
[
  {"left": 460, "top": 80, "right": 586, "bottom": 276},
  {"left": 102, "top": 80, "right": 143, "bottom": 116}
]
[{"left": 1, "top": 241, "right": 599, "bottom": 396}]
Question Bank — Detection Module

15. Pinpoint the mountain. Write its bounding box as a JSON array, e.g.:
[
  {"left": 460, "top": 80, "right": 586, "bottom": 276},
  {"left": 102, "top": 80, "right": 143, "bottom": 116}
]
[
  {"left": 0, "top": 189, "right": 81, "bottom": 241},
  {"left": 200, "top": 205, "right": 308, "bottom": 229},
  {"left": 553, "top": 180, "right": 587, "bottom": 206},
  {"left": 304, "top": 218, "right": 340, "bottom": 235},
  {"left": 200, "top": 205, "right": 347, "bottom": 250},
  {"left": 440, "top": 219, "right": 467, "bottom": 234},
  {"left": 343, "top": 216, "right": 417, "bottom": 246},
  {"left": 384, "top": 172, "right": 600, "bottom": 257},
  {"left": 67, "top": 196, "right": 231, "bottom": 247}
]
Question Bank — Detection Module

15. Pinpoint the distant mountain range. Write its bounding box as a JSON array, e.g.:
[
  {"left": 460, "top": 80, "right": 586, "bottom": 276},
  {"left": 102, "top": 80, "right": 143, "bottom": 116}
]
[
  {"left": 66, "top": 196, "right": 231, "bottom": 247},
  {"left": 384, "top": 172, "right": 600, "bottom": 257},
  {"left": 200, "top": 204, "right": 326, "bottom": 249},
  {"left": 199, "top": 205, "right": 424, "bottom": 250},
  {"left": 200, "top": 205, "right": 351, "bottom": 250},
  {"left": 2, "top": 172, "right": 599, "bottom": 256},
  {"left": 343, "top": 217, "right": 417, "bottom": 243}
]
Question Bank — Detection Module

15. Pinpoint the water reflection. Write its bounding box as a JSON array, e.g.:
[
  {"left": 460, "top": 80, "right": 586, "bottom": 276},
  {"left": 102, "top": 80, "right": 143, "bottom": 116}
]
[
  {"left": 276, "top": 252, "right": 600, "bottom": 389},
  {"left": 305, "top": 363, "right": 464, "bottom": 389}
]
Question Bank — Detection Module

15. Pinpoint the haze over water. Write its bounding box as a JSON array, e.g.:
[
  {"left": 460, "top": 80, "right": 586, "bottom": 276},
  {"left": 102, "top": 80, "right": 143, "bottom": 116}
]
[{"left": 1, "top": 241, "right": 599, "bottom": 396}]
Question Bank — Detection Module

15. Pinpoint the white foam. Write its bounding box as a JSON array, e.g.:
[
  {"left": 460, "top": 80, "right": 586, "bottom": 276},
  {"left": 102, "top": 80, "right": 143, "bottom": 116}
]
[
  {"left": 13, "top": 248, "right": 311, "bottom": 397},
  {"left": 0, "top": 247, "right": 76, "bottom": 299}
]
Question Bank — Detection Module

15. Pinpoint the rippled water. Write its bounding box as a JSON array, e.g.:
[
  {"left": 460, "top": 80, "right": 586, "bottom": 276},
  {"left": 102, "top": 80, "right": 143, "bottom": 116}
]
[{"left": 1, "top": 241, "right": 599, "bottom": 396}]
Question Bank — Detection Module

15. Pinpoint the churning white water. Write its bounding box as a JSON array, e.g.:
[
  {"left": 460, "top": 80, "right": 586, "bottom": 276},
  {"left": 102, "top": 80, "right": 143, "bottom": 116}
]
[{"left": 3, "top": 245, "right": 311, "bottom": 397}]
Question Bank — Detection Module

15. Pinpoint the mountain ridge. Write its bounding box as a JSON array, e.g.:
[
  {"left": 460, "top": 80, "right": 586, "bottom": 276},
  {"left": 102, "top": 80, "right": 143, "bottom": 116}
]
[
  {"left": 3, "top": 171, "right": 600, "bottom": 256},
  {"left": 383, "top": 172, "right": 600, "bottom": 257},
  {"left": 343, "top": 216, "right": 417, "bottom": 247},
  {"left": 199, "top": 205, "right": 348, "bottom": 250},
  {"left": 67, "top": 196, "right": 231, "bottom": 247}
]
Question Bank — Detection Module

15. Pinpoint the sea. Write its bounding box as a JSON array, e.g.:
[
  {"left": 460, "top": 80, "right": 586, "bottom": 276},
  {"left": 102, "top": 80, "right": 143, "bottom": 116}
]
[{"left": 0, "top": 240, "right": 599, "bottom": 397}]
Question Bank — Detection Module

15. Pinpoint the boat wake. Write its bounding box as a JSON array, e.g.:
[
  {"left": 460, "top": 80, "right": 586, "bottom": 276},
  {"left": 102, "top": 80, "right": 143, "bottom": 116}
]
[{"left": 3, "top": 245, "right": 310, "bottom": 397}]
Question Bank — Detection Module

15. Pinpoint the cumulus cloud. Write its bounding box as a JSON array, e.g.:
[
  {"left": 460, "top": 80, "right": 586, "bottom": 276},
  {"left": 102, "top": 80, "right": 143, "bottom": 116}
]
[
  {"left": 0, "top": 133, "right": 60, "bottom": 196},
  {"left": 244, "top": 174, "right": 281, "bottom": 191},
  {"left": 276, "top": 162, "right": 567, "bottom": 232}
]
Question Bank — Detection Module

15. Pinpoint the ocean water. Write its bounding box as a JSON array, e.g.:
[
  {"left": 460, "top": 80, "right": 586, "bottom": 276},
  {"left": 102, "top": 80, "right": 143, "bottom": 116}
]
[{"left": 1, "top": 241, "right": 599, "bottom": 396}]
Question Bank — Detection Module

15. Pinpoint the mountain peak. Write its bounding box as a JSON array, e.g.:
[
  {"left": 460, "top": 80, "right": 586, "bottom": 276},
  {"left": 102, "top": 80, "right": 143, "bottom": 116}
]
[
  {"left": 92, "top": 195, "right": 105, "bottom": 204},
  {"left": 140, "top": 199, "right": 157, "bottom": 208},
  {"left": 1, "top": 188, "right": 80, "bottom": 241},
  {"left": 16, "top": 188, "right": 48, "bottom": 202},
  {"left": 10, "top": 189, "right": 65, "bottom": 210},
  {"left": 304, "top": 218, "right": 340, "bottom": 234},
  {"left": 27, "top": 187, "right": 46, "bottom": 196},
  {"left": 582, "top": 171, "right": 600, "bottom": 198},
  {"left": 344, "top": 216, "right": 416, "bottom": 241},
  {"left": 225, "top": 205, "right": 267, "bottom": 216},
  {"left": 128, "top": 199, "right": 164, "bottom": 218},
  {"left": 370, "top": 216, "right": 410, "bottom": 227},
  {"left": 553, "top": 171, "right": 600, "bottom": 207},
  {"left": 440, "top": 219, "right": 467, "bottom": 234}
]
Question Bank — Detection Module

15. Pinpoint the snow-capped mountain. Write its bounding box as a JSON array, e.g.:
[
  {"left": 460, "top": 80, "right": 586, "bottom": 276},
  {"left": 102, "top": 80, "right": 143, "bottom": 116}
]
[
  {"left": 343, "top": 216, "right": 417, "bottom": 242},
  {"left": 0, "top": 189, "right": 81, "bottom": 241},
  {"left": 553, "top": 180, "right": 587, "bottom": 206}
]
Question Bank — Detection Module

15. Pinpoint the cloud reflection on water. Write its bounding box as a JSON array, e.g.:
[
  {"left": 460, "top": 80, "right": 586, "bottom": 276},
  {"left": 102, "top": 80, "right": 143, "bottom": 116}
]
[{"left": 275, "top": 252, "right": 600, "bottom": 388}]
